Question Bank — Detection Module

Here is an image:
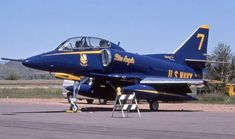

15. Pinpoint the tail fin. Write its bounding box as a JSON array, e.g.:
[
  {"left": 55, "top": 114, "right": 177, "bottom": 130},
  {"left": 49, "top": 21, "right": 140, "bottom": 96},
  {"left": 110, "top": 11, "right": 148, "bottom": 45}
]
[{"left": 174, "top": 25, "right": 209, "bottom": 65}]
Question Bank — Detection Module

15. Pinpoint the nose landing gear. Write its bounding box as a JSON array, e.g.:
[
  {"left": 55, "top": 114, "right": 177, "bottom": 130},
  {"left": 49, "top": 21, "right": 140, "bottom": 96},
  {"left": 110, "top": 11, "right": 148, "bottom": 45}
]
[
  {"left": 68, "top": 78, "right": 89, "bottom": 113},
  {"left": 68, "top": 81, "right": 79, "bottom": 113}
]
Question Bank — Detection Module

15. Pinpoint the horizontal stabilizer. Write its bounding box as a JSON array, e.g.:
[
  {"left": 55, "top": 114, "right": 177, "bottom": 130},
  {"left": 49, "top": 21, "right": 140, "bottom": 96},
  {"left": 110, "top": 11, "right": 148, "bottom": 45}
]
[{"left": 185, "top": 59, "right": 229, "bottom": 64}]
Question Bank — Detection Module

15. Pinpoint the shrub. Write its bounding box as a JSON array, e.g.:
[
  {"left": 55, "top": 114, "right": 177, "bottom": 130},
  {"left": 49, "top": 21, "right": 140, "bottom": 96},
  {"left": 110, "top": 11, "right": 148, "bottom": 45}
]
[
  {"left": 198, "top": 93, "right": 235, "bottom": 104},
  {"left": 5, "top": 72, "right": 20, "bottom": 80}
]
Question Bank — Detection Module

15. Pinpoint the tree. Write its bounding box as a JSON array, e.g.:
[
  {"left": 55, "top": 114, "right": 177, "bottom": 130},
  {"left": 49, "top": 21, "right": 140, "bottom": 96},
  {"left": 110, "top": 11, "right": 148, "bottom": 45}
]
[
  {"left": 206, "top": 42, "right": 233, "bottom": 84},
  {"left": 230, "top": 56, "right": 235, "bottom": 81},
  {"left": 5, "top": 72, "right": 20, "bottom": 80}
]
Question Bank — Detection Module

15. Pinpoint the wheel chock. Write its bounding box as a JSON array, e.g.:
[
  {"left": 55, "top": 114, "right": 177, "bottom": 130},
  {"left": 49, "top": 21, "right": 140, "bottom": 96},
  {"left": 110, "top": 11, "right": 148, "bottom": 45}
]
[{"left": 66, "top": 109, "right": 81, "bottom": 113}]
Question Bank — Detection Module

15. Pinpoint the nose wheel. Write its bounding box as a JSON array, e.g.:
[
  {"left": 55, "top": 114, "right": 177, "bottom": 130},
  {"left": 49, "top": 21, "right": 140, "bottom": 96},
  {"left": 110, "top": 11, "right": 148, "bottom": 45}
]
[{"left": 70, "top": 98, "right": 78, "bottom": 112}]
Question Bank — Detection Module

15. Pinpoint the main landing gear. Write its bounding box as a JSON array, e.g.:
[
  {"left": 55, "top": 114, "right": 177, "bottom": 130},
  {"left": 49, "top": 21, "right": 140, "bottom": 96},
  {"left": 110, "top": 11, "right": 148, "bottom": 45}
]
[{"left": 149, "top": 100, "right": 159, "bottom": 111}]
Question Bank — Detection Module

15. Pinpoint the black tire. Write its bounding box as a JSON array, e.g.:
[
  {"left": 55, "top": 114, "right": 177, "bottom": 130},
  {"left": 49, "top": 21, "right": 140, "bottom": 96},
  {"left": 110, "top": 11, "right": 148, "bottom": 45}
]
[
  {"left": 71, "top": 104, "right": 78, "bottom": 112},
  {"left": 86, "top": 99, "right": 94, "bottom": 104},
  {"left": 69, "top": 103, "right": 78, "bottom": 111},
  {"left": 98, "top": 99, "right": 107, "bottom": 104},
  {"left": 149, "top": 100, "right": 159, "bottom": 111},
  {"left": 67, "top": 92, "right": 73, "bottom": 103}
]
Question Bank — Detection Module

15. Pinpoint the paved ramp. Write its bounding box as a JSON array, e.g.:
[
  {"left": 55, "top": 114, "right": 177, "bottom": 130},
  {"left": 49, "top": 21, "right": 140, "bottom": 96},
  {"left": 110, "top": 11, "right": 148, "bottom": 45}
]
[{"left": 0, "top": 102, "right": 235, "bottom": 139}]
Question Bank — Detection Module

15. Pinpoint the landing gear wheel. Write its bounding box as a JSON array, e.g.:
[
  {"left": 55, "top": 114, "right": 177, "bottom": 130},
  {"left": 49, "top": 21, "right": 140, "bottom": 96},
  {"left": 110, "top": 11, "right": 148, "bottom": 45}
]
[
  {"left": 99, "top": 99, "right": 107, "bottom": 104},
  {"left": 70, "top": 104, "right": 78, "bottom": 112},
  {"left": 86, "top": 99, "right": 94, "bottom": 104},
  {"left": 70, "top": 98, "right": 78, "bottom": 112},
  {"left": 149, "top": 100, "right": 159, "bottom": 111}
]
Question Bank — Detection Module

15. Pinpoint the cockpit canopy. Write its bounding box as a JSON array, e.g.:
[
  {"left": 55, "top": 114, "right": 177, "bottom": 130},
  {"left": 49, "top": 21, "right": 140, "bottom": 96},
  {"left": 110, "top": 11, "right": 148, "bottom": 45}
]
[{"left": 57, "top": 37, "right": 113, "bottom": 51}]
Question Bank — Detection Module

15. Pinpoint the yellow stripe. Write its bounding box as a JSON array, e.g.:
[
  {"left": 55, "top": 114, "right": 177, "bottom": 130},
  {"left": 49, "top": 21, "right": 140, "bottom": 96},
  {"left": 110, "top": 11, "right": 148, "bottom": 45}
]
[
  {"left": 158, "top": 92, "right": 183, "bottom": 97},
  {"left": 45, "top": 50, "right": 102, "bottom": 56},
  {"left": 199, "top": 25, "right": 209, "bottom": 29},
  {"left": 54, "top": 73, "right": 81, "bottom": 81},
  {"left": 135, "top": 89, "right": 183, "bottom": 97},
  {"left": 135, "top": 89, "right": 159, "bottom": 94}
]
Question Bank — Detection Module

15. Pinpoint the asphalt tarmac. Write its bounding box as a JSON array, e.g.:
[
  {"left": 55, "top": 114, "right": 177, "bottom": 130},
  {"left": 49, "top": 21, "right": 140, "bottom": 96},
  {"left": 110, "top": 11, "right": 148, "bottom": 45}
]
[{"left": 0, "top": 101, "right": 235, "bottom": 139}]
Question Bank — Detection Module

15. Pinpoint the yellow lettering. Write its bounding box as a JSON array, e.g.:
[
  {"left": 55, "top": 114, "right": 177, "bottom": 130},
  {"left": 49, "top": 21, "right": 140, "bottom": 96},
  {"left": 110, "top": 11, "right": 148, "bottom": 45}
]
[
  {"left": 123, "top": 56, "right": 135, "bottom": 65},
  {"left": 179, "top": 72, "right": 184, "bottom": 78},
  {"left": 197, "top": 33, "right": 205, "bottom": 50},
  {"left": 169, "top": 70, "right": 193, "bottom": 79},
  {"left": 174, "top": 71, "right": 179, "bottom": 78},
  {"left": 189, "top": 73, "right": 193, "bottom": 79},
  {"left": 168, "top": 70, "right": 173, "bottom": 77},
  {"left": 185, "top": 73, "right": 188, "bottom": 79},
  {"left": 114, "top": 53, "right": 135, "bottom": 66},
  {"left": 114, "top": 54, "right": 123, "bottom": 61}
]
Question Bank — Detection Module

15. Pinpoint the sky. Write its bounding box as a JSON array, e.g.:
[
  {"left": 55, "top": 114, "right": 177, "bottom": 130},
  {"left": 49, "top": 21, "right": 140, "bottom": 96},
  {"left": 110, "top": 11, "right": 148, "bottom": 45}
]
[{"left": 0, "top": 0, "right": 234, "bottom": 60}]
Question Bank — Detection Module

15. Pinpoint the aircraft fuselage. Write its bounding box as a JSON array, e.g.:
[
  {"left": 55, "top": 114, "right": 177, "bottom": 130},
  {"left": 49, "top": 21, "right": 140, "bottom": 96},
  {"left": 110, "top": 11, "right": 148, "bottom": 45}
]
[{"left": 23, "top": 49, "right": 198, "bottom": 80}]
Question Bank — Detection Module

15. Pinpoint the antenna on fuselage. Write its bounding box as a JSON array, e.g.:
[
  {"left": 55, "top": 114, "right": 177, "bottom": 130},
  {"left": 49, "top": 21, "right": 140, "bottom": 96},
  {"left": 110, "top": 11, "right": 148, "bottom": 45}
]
[{"left": 117, "top": 42, "right": 120, "bottom": 46}]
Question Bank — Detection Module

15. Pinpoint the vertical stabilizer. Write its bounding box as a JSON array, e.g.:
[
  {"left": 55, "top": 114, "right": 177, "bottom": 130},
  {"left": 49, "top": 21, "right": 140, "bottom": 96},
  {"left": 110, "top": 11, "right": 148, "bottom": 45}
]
[{"left": 174, "top": 25, "right": 209, "bottom": 64}]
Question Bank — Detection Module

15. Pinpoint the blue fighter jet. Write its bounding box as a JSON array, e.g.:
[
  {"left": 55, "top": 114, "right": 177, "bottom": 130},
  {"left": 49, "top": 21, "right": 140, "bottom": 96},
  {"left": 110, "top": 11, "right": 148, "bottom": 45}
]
[{"left": 2, "top": 25, "right": 209, "bottom": 112}]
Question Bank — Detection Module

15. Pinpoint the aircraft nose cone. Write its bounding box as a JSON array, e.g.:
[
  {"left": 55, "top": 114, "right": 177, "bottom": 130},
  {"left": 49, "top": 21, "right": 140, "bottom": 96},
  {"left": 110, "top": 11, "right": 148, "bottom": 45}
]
[
  {"left": 22, "top": 56, "right": 40, "bottom": 69},
  {"left": 22, "top": 54, "right": 55, "bottom": 71},
  {"left": 22, "top": 59, "right": 31, "bottom": 67}
]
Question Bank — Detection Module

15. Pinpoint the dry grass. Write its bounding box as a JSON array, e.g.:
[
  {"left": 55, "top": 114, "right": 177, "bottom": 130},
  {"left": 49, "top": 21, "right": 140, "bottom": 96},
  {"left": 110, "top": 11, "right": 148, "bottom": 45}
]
[
  {"left": 0, "top": 80, "right": 62, "bottom": 85},
  {"left": 0, "top": 88, "right": 63, "bottom": 99},
  {"left": 198, "top": 93, "right": 235, "bottom": 104},
  {"left": 0, "top": 80, "right": 63, "bottom": 89},
  {"left": 0, "top": 80, "right": 63, "bottom": 98}
]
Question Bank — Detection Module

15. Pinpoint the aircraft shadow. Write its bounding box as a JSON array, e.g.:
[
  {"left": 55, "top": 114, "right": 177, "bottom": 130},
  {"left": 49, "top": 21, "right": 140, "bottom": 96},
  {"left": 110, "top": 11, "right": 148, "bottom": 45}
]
[
  {"left": 81, "top": 107, "right": 201, "bottom": 113},
  {"left": 59, "top": 101, "right": 114, "bottom": 105},
  {"left": 140, "top": 109, "right": 201, "bottom": 112},
  {"left": 2, "top": 110, "right": 67, "bottom": 115},
  {"left": 2, "top": 108, "right": 201, "bottom": 115}
]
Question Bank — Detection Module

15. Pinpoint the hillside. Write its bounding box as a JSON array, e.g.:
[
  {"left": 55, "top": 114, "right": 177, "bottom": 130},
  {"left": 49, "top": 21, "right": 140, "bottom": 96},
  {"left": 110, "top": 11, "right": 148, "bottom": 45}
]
[{"left": 0, "top": 61, "right": 53, "bottom": 80}]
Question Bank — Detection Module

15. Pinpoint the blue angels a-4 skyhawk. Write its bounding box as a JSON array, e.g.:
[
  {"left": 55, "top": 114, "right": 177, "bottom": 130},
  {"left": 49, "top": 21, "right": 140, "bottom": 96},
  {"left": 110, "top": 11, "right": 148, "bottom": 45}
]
[{"left": 2, "top": 25, "right": 210, "bottom": 112}]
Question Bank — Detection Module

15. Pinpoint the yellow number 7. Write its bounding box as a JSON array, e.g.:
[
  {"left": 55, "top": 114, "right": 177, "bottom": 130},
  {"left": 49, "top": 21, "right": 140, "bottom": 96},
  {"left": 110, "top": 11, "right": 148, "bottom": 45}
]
[{"left": 197, "top": 33, "right": 204, "bottom": 50}]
